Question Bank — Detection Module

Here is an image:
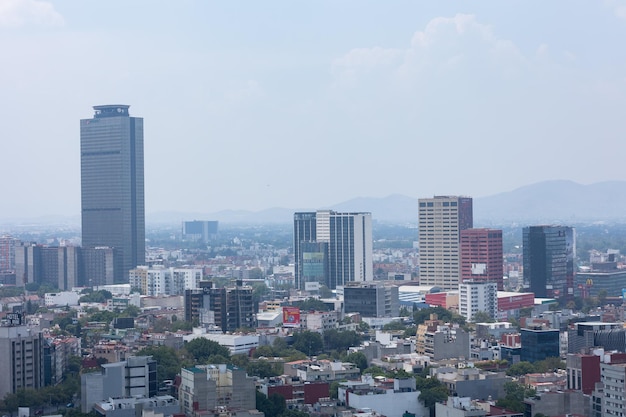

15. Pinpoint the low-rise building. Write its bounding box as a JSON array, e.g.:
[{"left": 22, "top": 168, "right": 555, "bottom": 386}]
[
  {"left": 284, "top": 359, "right": 360, "bottom": 382},
  {"left": 338, "top": 376, "right": 428, "bottom": 417},
  {"left": 258, "top": 376, "right": 329, "bottom": 406},
  {"left": 93, "top": 395, "right": 180, "bottom": 417},
  {"left": 178, "top": 364, "right": 256, "bottom": 417}
]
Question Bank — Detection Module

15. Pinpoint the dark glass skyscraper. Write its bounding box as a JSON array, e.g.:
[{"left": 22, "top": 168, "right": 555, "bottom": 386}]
[
  {"left": 523, "top": 225, "right": 575, "bottom": 298},
  {"left": 80, "top": 105, "right": 145, "bottom": 282}
]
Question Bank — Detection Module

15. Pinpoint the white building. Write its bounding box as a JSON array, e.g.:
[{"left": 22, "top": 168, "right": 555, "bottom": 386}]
[
  {"left": 183, "top": 330, "right": 259, "bottom": 355},
  {"left": 129, "top": 266, "right": 202, "bottom": 296},
  {"left": 459, "top": 281, "right": 497, "bottom": 322},
  {"left": 338, "top": 376, "right": 428, "bottom": 417},
  {"left": 45, "top": 291, "right": 80, "bottom": 307}
]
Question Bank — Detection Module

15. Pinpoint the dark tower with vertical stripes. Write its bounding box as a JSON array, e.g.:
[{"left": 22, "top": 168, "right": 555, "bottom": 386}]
[{"left": 80, "top": 105, "right": 145, "bottom": 282}]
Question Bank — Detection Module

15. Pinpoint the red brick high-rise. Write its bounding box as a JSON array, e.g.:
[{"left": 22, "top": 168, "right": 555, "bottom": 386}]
[{"left": 460, "top": 228, "right": 504, "bottom": 290}]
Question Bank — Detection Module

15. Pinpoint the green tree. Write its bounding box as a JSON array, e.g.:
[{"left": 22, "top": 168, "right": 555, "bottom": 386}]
[
  {"left": 185, "top": 338, "right": 231, "bottom": 363},
  {"left": 247, "top": 360, "right": 281, "bottom": 378},
  {"left": 496, "top": 381, "right": 535, "bottom": 413},
  {"left": 138, "top": 345, "right": 183, "bottom": 382},
  {"left": 231, "top": 354, "right": 250, "bottom": 368},
  {"left": 472, "top": 311, "right": 494, "bottom": 323},
  {"left": 506, "top": 361, "right": 536, "bottom": 377},
  {"left": 297, "top": 298, "right": 331, "bottom": 312},
  {"left": 534, "top": 357, "right": 565, "bottom": 373},
  {"left": 254, "top": 345, "right": 276, "bottom": 358},
  {"left": 323, "top": 329, "right": 362, "bottom": 352},
  {"left": 344, "top": 352, "right": 368, "bottom": 373},
  {"left": 256, "top": 391, "right": 286, "bottom": 417},
  {"left": 292, "top": 331, "right": 323, "bottom": 356}
]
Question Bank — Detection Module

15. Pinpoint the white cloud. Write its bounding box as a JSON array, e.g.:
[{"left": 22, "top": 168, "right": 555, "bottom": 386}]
[
  {"left": 605, "top": 0, "right": 626, "bottom": 19},
  {"left": 0, "top": 0, "right": 64, "bottom": 28},
  {"left": 332, "top": 14, "right": 527, "bottom": 90}
]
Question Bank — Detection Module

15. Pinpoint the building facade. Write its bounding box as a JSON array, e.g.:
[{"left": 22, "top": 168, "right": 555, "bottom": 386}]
[
  {"left": 459, "top": 281, "right": 498, "bottom": 322},
  {"left": 0, "top": 320, "right": 45, "bottom": 399},
  {"left": 294, "top": 210, "right": 373, "bottom": 289},
  {"left": 343, "top": 282, "right": 399, "bottom": 318},
  {"left": 418, "top": 196, "right": 473, "bottom": 291},
  {"left": 81, "top": 105, "right": 145, "bottom": 281},
  {"left": 179, "top": 364, "right": 255, "bottom": 416},
  {"left": 520, "top": 328, "right": 560, "bottom": 363},
  {"left": 182, "top": 221, "right": 219, "bottom": 243},
  {"left": 523, "top": 225, "right": 575, "bottom": 298},
  {"left": 460, "top": 228, "right": 503, "bottom": 290}
]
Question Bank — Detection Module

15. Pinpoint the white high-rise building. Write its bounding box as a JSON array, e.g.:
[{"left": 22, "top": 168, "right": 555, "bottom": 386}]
[
  {"left": 129, "top": 266, "right": 202, "bottom": 296},
  {"left": 418, "top": 196, "right": 473, "bottom": 291},
  {"left": 459, "top": 281, "right": 497, "bottom": 322}
]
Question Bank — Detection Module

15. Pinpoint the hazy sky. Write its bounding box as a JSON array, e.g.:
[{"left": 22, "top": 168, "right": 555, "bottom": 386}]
[{"left": 2, "top": 1, "right": 626, "bottom": 219}]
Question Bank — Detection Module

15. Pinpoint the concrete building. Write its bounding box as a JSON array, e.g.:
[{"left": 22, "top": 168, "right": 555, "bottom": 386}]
[
  {"left": 294, "top": 210, "right": 373, "bottom": 289},
  {"left": 523, "top": 225, "right": 575, "bottom": 298},
  {"left": 93, "top": 395, "right": 179, "bottom": 417},
  {"left": 129, "top": 266, "right": 202, "bottom": 296},
  {"left": 183, "top": 331, "right": 259, "bottom": 356},
  {"left": 431, "top": 366, "right": 510, "bottom": 401},
  {"left": 284, "top": 359, "right": 360, "bottom": 382},
  {"left": 259, "top": 376, "right": 329, "bottom": 406},
  {"left": 460, "top": 228, "right": 504, "bottom": 290},
  {"left": 435, "top": 397, "right": 490, "bottom": 417},
  {"left": 81, "top": 356, "right": 157, "bottom": 412},
  {"left": 44, "top": 291, "right": 80, "bottom": 307},
  {"left": 523, "top": 390, "right": 588, "bottom": 417},
  {"left": 338, "top": 376, "right": 428, "bottom": 417},
  {"left": 567, "top": 322, "right": 626, "bottom": 354},
  {"left": 81, "top": 104, "right": 145, "bottom": 281},
  {"left": 0, "top": 318, "right": 44, "bottom": 399},
  {"left": 301, "top": 310, "right": 339, "bottom": 332},
  {"left": 418, "top": 196, "right": 473, "bottom": 291},
  {"left": 344, "top": 282, "right": 399, "bottom": 318},
  {"left": 459, "top": 281, "right": 497, "bottom": 322},
  {"left": 178, "top": 364, "right": 255, "bottom": 416}
]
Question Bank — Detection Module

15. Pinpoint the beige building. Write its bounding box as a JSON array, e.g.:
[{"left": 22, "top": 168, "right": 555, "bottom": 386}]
[{"left": 418, "top": 196, "right": 473, "bottom": 291}]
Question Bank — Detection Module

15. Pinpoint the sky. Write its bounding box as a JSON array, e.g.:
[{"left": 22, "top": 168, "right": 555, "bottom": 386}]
[{"left": 1, "top": 1, "right": 626, "bottom": 219}]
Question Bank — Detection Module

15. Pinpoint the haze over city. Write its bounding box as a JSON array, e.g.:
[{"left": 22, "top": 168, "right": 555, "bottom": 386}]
[{"left": 2, "top": 1, "right": 626, "bottom": 219}]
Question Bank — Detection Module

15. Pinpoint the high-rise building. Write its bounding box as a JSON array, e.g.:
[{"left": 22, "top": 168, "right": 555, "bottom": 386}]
[
  {"left": 460, "top": 228, "right": 503, "bottom": 290},
  {"left": 293, "top": 210, "right": 373, "bottom": 289},
  {"left": 80, "top": 105, "right": 145, "bottom": 282},
  {"left": 458, "top": 280, "right": 498, "bottom": 322},
  {"left": 0, "top": 316, "right": 45, "bottom": 399},
  {"left": 182, "top": 220, "right": 219, "bottom": 243},
  {"left": 523, "top": 225, "right": 575, "bottom": 298},
  {"left": 418, "top": 196, "right": 473, "bottom": 291},
  {"left": 0, "top": 235, "right": 16, "bottom": 272}
]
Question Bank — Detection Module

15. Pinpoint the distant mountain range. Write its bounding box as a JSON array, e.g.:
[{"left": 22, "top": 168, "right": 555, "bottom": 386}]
[{"left": 148, "top": 180, "right": 626, "bottom": 226}]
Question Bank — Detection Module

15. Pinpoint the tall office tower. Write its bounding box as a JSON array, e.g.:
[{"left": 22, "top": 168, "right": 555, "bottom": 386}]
[
  {"left": 80, "top": 105, "right": 145, "bottom": 282},
  {"left": 294, "top": 212, "right": 318, "bottom": 289},
  {"left": 523, "top": 225, "right": 575, "bottom": 298},
  {"left": 460, "top": 228, "right": 504, "bottom": 290},
  {"left": 294, "top": 210, "right": 373, "bottom": 290},
  {"left": 418, "top": 196, "right": 473, "bottom": 291}
]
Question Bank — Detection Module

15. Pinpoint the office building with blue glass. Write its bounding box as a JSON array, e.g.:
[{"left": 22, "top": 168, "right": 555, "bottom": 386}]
[
  {"left": 80, "top": 105, "right": 145, "bottom": 282},
  {"left": 520, "top": 328, "right": 560, "bottom": 363}
]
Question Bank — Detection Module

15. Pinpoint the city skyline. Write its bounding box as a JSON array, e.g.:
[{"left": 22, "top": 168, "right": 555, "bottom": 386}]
[{"left": 2, "top": 2, "right": 626, "bottom": 219}]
